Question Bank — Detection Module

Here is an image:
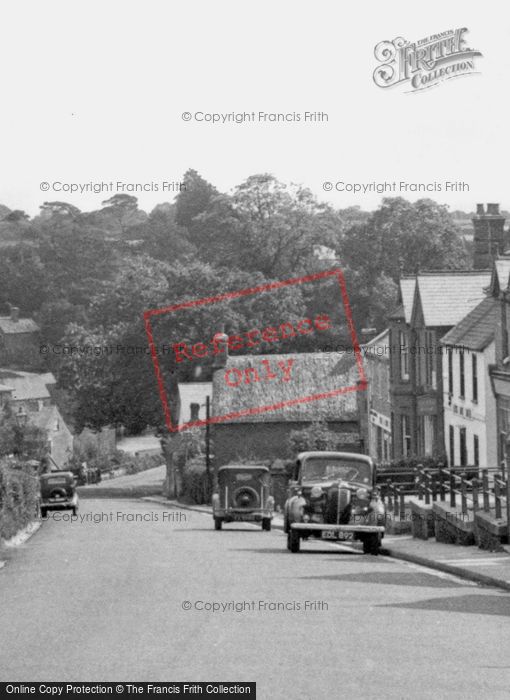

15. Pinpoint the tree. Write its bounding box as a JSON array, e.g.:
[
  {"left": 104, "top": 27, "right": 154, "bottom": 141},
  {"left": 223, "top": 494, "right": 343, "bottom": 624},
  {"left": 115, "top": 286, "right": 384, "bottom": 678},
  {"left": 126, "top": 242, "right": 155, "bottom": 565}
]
[
  {"left": 175, "top": 169, "right": 218, "bottom": 235},
  {"left": 338, "top": 197, "right": 469, "bottom": 288}
]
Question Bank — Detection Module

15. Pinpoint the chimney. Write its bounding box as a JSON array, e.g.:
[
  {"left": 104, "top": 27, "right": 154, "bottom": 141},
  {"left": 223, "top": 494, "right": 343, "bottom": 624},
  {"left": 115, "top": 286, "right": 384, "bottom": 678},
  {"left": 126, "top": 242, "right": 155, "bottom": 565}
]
[
  {"left": 190, "top": 403, "right": 200, "bottom": 421},
  {"left": 472, "top": 203, "right": 507, "bottom": 269},
  {"left": 212, "top": 324, "right": 229, "bottom": 370},
  {"left": 10, "top": 306, "right": 19, "bottom": 322}
]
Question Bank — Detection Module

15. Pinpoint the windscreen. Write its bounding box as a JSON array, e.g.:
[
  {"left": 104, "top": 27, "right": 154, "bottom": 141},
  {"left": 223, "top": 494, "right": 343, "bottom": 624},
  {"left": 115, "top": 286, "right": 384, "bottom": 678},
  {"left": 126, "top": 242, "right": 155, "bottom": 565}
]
[{"left": 302, "top": 457, "right": 371, "bottom": 485}]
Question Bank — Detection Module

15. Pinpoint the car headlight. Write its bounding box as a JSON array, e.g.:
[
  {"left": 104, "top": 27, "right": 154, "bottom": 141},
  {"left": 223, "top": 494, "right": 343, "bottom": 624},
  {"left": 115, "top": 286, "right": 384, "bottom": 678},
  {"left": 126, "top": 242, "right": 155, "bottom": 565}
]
[
  {"left": 356, "top": 488, "right": 370, "bottom": 503},
  {"left": 310, "top": 486, "right": 323, "bottom": 499}
]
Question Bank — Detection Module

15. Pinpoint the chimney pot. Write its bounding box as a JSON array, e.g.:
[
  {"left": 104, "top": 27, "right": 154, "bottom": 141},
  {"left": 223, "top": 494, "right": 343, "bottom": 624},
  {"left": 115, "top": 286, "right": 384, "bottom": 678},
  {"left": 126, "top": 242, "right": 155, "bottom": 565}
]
[
  {"left": 212, "top": 325, "right": 229, "bottom": 370},
  {"left": 487, "top": 203, "right": 500, "bottom": 216},
  {"left": 10, "top": 306, "right": 19, "bottom": 322},
  {"left": 476, "top": 204, "right": 485, "bottom": 216}
]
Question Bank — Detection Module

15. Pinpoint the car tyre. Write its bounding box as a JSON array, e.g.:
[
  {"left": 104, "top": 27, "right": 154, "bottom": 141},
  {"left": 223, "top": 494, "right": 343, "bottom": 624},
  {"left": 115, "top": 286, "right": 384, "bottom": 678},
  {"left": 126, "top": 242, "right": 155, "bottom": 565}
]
[
  {"left": 288, "top": 528, "right": 300, "bottom": 553},
  {"left": 214, "top": 517, "right": 222, "bottom": 531},
  {"left": 363, "top": 533, "right": 381, "bottom": 555},
  {"left": 40, "top": 507, "right": 47, "bottom": 519},
  {"left": 262, "top": 518, "right": 271, "bottom": 531}
]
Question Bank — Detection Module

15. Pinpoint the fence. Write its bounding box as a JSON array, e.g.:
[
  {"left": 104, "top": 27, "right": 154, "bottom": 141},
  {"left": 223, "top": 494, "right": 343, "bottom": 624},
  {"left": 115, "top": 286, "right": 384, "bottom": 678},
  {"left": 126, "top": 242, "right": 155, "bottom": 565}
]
[{"left": 379, "top": 462, "right": 510, "bottom": 525}]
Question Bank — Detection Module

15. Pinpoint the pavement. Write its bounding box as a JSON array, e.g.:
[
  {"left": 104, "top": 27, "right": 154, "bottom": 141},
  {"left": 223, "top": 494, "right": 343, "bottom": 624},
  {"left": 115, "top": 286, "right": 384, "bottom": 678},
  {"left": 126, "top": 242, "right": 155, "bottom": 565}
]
[
  {"left": 2, "top": 497, "right": 510, "bottom": 697},
  {"left": 144, "top": 496, "right": 510, "bottom": 592}
]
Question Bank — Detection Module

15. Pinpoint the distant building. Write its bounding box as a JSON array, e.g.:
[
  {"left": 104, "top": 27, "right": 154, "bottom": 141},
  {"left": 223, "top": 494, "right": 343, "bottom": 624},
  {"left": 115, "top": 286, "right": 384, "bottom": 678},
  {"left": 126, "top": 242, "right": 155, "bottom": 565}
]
[
  {"left": 0, "top": 306, "right": 40, "bottom": 369},
  {"left": 359, "top": 329, "right": 391, "bottom": 462},
  {"left": 0, "top": 369, "right": 73, "bottom": 467},
  {"left": 211, "top": 352, "right": 361, "bottom": 467}
]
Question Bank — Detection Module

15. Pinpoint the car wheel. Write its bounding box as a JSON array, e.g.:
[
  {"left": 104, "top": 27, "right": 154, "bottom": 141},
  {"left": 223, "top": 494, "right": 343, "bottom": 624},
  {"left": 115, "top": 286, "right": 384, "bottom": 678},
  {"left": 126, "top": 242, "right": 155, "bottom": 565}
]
[
  {"left": 214, "top": 517, "right": 222, "bottom": 531},
  {"left": 288, "top": 528, "right": 300, "bottom": 553},
  {"left": 40, "top": 507, "right": 47, "bottom": 519},
  {"left": 262, "top": 518, "right": 271, "bottom": 531},
  {"left": 363, "top": 533, "right": 381, "bottom": 555}
]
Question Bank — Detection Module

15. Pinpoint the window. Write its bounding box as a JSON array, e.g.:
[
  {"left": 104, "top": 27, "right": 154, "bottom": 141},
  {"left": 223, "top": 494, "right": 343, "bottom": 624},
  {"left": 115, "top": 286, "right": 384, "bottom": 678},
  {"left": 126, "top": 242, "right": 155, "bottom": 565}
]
[
  {"left": 459, "top": 427, "right": 467, "bottom": 467},
  {"left": 459, "top": 350, "right": 465, "bottom": 399},
  {"left": 448, "top": 348, "right": 453, "bottom": 395},
  {"left": 449, "top": 425, "right": 455, "bottom": 466},
  {"left": 423, "top": 330, "right": 436, "bottom": 388},
  {"left": 472, "top": 354, "right": 478, "bottom": 403},
  {"left": 402, "top": 415, "right": 411, "bottom": 457},
  {"left": 422, "top": 415, "right": 435, "bottom": 456},
  {"left": 399, "top": 331, "right": 409, "bottom": 381},
  {"left": 473, "top": 434, "right": 479, "bottom": 468}
]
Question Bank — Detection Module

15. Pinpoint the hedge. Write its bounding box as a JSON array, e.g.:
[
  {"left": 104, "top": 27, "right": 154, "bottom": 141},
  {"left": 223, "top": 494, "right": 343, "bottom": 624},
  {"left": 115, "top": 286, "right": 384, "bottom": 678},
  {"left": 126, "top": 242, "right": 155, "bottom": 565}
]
[{"left": 0, "top": 460, "right": 39, "bottom": 541}]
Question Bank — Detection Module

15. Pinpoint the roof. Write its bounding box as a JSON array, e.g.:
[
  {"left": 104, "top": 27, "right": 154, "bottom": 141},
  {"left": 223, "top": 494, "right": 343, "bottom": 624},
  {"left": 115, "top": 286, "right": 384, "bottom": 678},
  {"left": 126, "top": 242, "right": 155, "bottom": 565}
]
[
  {"left": 0, "top": 317, "right": 39, "bottom": 334},
  {"left": 400, "top": 277, "right": 417, "bottom": 324},
  {"left": 440, "top": 296, "right": 499, "bottom": 351},
  {"left": 415, "top": 270, "right": 491, "bottom": 327},
  {"left": 0, "top": 370, "right": 56, "bottom": 400},
  {"left": 490, "top": 257, "right": 510, "bottom": 295},
  {"left": 361, "top": 329, "right": 389, "bottom": 361},
  {"left": 212, "top": 352, "right": 360, "bottom": 424}
]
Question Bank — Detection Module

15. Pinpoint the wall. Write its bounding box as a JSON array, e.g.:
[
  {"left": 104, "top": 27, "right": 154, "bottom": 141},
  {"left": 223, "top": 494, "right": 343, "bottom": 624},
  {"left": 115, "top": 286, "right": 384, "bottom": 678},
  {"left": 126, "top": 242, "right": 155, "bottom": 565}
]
[
  {"left": 212, "top": 420, "right": 361, "bottom": 468},
  {"left": 442, "top": 342, "right": 497, "bottom": 468}
]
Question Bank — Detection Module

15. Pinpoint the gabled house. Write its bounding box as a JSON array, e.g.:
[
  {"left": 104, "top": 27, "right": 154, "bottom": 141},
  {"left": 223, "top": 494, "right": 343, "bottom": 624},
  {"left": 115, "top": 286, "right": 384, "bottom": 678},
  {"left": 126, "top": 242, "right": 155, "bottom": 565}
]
[
  {"left": 0, "top": 369, "right": 73, "bottom": 467},
  {"left": 390, "top": 271, "right": 491, "bottom": 459},
  {"left": 440, "top": 295, "right": 499, "bottom": 468},
  {"left": 211, "top": 352, "right": 361, "bottom": 466},
  {"left": 388, "top": 276, "right": 416, "bottom": 458}
]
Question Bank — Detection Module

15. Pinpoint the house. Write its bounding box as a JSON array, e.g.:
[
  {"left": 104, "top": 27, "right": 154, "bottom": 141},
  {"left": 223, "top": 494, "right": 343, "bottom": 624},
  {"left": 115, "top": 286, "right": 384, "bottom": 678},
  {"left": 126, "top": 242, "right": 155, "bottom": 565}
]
[
  {"left": 388, "top": 276, "right": 416, "bottom": 458},
  {"left": 487, "top": 255, "right": 510, "bottom": 466},
  {"left": 389, "top": 271, "right": 491, "bottom": 459},
  {"left": 440, "top": 295, "right": 499, "bottom": 468},
  {"left": 0, "top": 369, "right": 73, "bottom": 467},
  {"left": 0, "top": 306, "right": 40, "bottom": 369},
  {"left": 211, "top": 351, "right": 361, "bottom": 466},
  {"left": 358, "top": 329, "right": 392, "bottom": 462}
]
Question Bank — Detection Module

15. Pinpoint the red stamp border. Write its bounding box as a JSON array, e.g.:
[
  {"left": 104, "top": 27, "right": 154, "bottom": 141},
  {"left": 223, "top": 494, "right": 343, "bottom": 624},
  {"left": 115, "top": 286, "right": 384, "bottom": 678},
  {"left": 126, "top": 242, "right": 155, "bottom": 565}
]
[{"left": 143, "top": 268, "right": 366, "bottom": 432}]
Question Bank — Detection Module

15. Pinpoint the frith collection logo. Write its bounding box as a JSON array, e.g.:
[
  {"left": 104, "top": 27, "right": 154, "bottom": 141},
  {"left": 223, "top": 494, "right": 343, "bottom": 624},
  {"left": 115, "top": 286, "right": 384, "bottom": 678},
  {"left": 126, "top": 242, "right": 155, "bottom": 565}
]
[{"left": 373, "top": 28, "right": 482, "bottom": 92}]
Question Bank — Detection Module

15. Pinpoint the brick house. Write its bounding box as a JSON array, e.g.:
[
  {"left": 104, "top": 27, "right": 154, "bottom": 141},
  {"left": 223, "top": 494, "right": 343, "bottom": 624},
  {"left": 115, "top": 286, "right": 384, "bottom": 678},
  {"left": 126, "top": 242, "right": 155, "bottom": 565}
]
[
  {"left": 211, "top": 351, "right": 362, "bottom": 467},
  {"left": 390, "top": 271, "right": 491, "bottom": 459}
]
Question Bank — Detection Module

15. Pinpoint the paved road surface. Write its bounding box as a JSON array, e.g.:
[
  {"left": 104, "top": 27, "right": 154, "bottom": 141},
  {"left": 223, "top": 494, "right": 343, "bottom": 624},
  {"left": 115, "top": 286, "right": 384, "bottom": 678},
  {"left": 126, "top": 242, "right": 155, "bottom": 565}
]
[{"left": 1, "top": 499, "right": 510, "bottom": 698}]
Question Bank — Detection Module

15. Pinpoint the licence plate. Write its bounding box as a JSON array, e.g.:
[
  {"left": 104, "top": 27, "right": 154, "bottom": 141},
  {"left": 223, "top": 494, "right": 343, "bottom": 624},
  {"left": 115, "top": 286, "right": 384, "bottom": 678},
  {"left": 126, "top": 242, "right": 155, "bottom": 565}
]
[{"left": 322, "top": 531, "right": 353, "bottom": 541}]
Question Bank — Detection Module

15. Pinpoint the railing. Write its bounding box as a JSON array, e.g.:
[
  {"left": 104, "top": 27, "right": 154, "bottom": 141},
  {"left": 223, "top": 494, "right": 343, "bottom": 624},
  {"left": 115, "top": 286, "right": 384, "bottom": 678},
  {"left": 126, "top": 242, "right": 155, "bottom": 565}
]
[{"left": 379, "top": 463, "right": 510, "bottom": 524}]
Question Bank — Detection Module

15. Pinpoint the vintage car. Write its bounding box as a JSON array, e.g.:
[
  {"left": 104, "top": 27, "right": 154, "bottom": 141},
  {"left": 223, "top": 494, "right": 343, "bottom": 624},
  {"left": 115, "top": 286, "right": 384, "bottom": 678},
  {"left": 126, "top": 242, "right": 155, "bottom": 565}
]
[
  {"left": 39, "top": 471, "right": 79, "bottom": 518},
  {"left": 212, "top": 465, "right": 275, "bottom": 530},
  {"left": 284, "top": 451, "right": 385, "bottom": 554}
]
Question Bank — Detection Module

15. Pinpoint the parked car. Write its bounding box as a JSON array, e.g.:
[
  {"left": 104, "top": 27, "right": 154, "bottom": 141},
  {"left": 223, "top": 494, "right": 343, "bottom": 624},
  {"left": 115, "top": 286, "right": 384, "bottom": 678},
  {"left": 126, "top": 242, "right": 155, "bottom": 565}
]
[
  {"left": 39, "top": 471, "right": 79, "bottom": 518},
  {"left": 284, "top": 451, "right": 385, "bottom": 554},
  {"left": 212, "top": 465, "right": 275, "bottom": 530}
]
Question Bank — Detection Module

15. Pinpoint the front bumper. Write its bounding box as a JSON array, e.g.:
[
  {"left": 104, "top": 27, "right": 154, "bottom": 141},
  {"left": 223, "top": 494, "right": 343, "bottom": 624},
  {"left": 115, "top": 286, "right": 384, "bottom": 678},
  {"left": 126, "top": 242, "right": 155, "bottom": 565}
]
[
  {"left": 214, "top": 509, "right": 273, "bottom": 522},
  {"left": 290, "top": 523, "right": 384, "bottom": 535}
]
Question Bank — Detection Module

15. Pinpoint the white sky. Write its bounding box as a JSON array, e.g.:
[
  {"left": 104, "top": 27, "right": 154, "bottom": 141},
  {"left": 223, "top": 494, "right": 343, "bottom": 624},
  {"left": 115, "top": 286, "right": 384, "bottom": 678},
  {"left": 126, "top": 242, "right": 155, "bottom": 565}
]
[{"left": 0, "top": 0, "right": 507, "bottom": 216}]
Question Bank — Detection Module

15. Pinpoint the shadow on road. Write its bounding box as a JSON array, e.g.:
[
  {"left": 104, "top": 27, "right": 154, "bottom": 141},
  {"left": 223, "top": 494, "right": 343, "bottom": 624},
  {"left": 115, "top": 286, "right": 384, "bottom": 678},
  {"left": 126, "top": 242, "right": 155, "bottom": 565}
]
[
  {"left": 382, "top": 593, "right": 510, "bottom": 616},
  {"left": 301, "top": 571, "right": 465, "bottom": 588}
]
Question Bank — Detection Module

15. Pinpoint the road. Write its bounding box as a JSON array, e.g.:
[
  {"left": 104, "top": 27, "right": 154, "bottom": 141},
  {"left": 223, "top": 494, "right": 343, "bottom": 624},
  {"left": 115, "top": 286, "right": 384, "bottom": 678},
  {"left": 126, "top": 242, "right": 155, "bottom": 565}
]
[{"left": 1, "top": 498, "right": 510, "bottom": 699}]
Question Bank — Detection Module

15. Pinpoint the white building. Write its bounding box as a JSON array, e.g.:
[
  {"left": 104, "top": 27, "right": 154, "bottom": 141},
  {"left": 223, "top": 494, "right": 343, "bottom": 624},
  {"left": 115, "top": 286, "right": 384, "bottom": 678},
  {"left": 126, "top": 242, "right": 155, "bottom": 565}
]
[{"left": 440, "top": 296, "right": 498, "bottom": 469}]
